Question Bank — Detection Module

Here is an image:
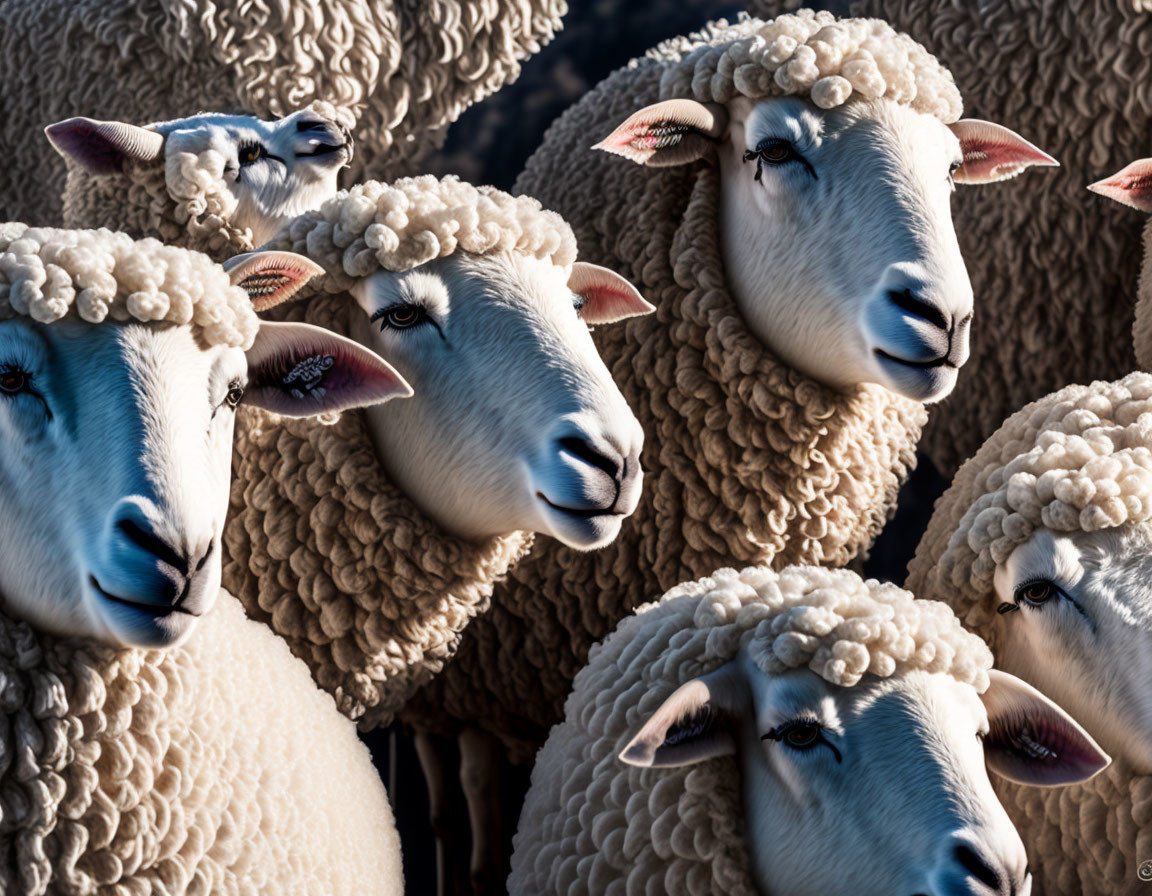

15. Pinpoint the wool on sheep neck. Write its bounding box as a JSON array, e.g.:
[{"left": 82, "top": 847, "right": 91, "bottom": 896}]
[
  {"left": 222, "top": 291, "right": 534, "bottom": 727},
  {"left": 0, "top": 592, "right": 401, "bottom": 895},
  {"left": 404, "top": 66, "right": 925, "bottom": 759}
]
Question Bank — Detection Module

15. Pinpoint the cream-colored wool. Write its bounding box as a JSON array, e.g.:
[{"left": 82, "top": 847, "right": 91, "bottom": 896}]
[
  {"left": 509, "top": 565, "right": 992, "bottom": 895},
  {"left": 908, "top": 372, "right": 1152, "bottom": 896},
  {"left": 0, "top": 0, "right": 566, "bottom": 223},
  {"left": 58, "top": 101, "right": 354, "bottom": 260},
  {"left": 752, "top": 0, "right": 1152, "bottom": 475},
  {"left": 223, "top": 176, "right": 578, "bottom": 726},
  {"left": 0, "top": 590, "right": 403, "bottom": 895},
  {"left": 405, "top": 11, "right": 935, "bottom": 763},
  {"left": 0, "top": 223, "right": 256, "bottom": 348}
]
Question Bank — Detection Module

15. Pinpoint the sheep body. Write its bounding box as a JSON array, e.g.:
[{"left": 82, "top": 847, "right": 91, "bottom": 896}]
[{"left": 509, "top": 564, "right": 992, "bottom": 895}]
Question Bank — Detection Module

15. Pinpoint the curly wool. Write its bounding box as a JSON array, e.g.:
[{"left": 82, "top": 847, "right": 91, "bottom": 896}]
[
  {"left": 780, "top": 0, "right": 1152, "bottom": 475},
  {"left": 908, "top": 372, "right": 1152, "bottom": 896},
  {"left": 404, "top": 15, "right": 928, "bottom": 763},
  {"left": 0, "top": 224, "right": 256, "bottom": 348},
  {"left": 509, "top": 565, "right": 991, "bottom": 895},
  {"left": 59, "top": 101, "right": 354, "bottom": 260},
  {"left": 223, "top": 281, "right": 533, "bottom": 728},
  {"left": 0, "top": 591, "right": 402, "bottom": 895},
  {"left": 262, "top": 174, "right": 577, "bottom": 292},
  {"left": 0, "top": 0, "right": 565, "bottom": 224},
  {"left": 1135, "top": 221, "right": 1152, "bottom": 370}
]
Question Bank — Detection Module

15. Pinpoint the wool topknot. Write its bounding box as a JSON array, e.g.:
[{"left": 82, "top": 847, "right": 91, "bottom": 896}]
[
  {"left": 654, "top": 9, "right": 962, "bottom": 120},
  {"left": 265, "top": 174, "right": 578, "bottom": 291},
  {"left": 0, "top": 224, "right": 257, "bottom": 349}
]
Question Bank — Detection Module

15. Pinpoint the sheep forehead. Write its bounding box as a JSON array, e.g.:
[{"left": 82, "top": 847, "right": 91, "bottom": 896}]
[{"left": 654, "top": 10, "right": 963, "bottom": 124}]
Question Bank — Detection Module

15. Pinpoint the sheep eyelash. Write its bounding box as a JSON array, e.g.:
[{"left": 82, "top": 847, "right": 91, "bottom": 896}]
[{"left": 761, "top": 716, "right": 842, "bottom": 763}]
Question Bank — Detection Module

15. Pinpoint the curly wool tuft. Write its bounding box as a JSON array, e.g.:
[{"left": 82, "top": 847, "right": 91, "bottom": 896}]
[
  {"left": 0, "top": 224, "right": 257, "bottom": 348},
  {"left": 263, "top": 174, "right": 577, "bottom": 290},
  {"left": 0, "top": 592, "right": 402, "bottom": 895},
  {"left": 509, "top": 565, "right": 991, "bottom": 895},
  {"left": 653, "top": 9, "right": 961, "bottom": 120}
]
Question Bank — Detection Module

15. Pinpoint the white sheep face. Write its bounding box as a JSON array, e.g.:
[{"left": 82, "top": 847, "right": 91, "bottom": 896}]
[
  {"left": 624, "top": 656, "right": 1107, "bottom": 896},
  {"left": 0, "top": 276, "right": 407, "bottom": 649},
  {"left": 350, "top": 252, "right": 651, "bottom": 549},
  {"left": 47, "top": 109, "right": 352, "bottom": 245},
  {"left": 597, "top": 96, "right": 1056, "bottom": 403},
  {"left": 993, "top": 526, "right": 1152, "bottom": 772}
]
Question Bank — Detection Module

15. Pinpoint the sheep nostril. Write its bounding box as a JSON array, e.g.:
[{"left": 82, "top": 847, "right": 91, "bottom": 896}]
[
  {"left": 888, "top": 287, "right": 951, "bottom": 333},
  {"left": 558, "top": 436, "right": 622, "bottom": 482},
  {"left": 116, "top": 517, "right": 190, "bottom": 576},
  {"left": 953, "top": 843, "right": 1003, "bottom": 892}
]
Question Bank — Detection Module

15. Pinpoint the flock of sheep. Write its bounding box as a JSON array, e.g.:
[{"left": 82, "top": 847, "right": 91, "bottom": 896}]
[{"left": 0, "top": 2, "right": 1150, "bottom": 895}]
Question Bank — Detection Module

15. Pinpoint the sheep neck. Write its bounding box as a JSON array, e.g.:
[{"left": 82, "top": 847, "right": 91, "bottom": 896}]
[{"left": 222, "top": 293, "right": 533, "bottom": 729}]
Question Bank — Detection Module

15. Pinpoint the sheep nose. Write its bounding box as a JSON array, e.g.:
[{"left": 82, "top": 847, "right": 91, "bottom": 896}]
[
  {"left": 889, "top": 286, "right": 952, "bottom": 334},
  {"left": 557, "top": 435, "right": 624, "bottom": 509},
  {"left": 933, "top": 837, "right": 1027, "bottom": 896},
  {"left": 885, "top": 287, "right": 971, "bottom": 367}
]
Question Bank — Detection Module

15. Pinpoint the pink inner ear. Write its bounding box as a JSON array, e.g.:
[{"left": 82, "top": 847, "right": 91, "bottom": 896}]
[
  {"left": 593, "top": 99, "right": 724, "bottom": 165},
  {"left": 1088, "top": 159, "right": 1152, "bottom": 213},
  {"left": 569, "top": 262, "right": 654, "bottom": 325},
  {"left": 950, "top": 120, "right": 1058, "bottom": 184},
  {"left": 45, "top": 118, "right": 164, "bottom": 176},
  {"left": 226, "top": 252, "right": 325, "bottom": 311}
]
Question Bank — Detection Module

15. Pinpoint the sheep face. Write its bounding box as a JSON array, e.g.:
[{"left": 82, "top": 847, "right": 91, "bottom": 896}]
[
  {"left": 0, "top": 258, "right": 407, "bottom": 649},
  {"left": 47, "top": 109, "right": 353, "bottom": 245},
  {"left": 992, "top": 525, "right": 1152, "bottom": 773},
  {"left": 623, "top": 656, "right": 1107, "bottom": 896},
  {"left": 350, "top": 251, "right": 651, "bottom": 549},
  {"left": 597, "top": 97, "right": 1055, "bottom": 404}
]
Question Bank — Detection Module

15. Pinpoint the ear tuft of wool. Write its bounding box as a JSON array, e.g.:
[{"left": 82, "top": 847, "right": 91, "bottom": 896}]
[
  {"left": 0, "top": 592, "right": 402, "bottom": 895},
  {"left": 262, "top": 175, "right": 578, "bottom": 290},
  {"left": 0, "top": 224, "right": 257, "bottom": 348},
  {"left": 509, "top": 565, "right": 991, "bottom": 895}
]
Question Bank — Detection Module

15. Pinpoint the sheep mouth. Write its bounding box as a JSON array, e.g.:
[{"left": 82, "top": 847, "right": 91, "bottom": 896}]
[
  {"left": 89, "top": 576, "right": 199, "bottom": 618},
  {"left": 537, "top": 492, "right": 623, "bottom": 520},
  {"left": 874, "top": 348, "right": 955, "bottom": 371}
]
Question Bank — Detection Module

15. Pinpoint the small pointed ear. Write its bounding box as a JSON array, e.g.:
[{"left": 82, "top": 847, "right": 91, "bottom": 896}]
[
  {"left": 949, "top": 120, "right": 1058, "bottom": 185},
  {"left": 1087, "top": 159, "right": 1152, "bottom": 213},
  {"left": 620, "top": 663, "right": 748, "bottom": 769},
  {"left": 224, "top": 251, "right": 325, "bottom": 312},
  {"left": 244, "top": 321, "right": 411, "bottom": 417},
  {"left": 594, "top": 99, "right": 728, "bottom": 168},
  {"left": 569, "top": 262, "right": 655, "bottom": 325},
  {"left": 980, "top": 670, "right": 1110, "bottom": 787},
  {"left": 45, "top": 117, "right": 164, "bottom": 175}
]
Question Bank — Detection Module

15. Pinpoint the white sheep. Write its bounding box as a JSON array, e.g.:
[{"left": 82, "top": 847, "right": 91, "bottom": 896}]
[
  {"left": 0, "top": 224, "right": 413, "bottom": 893},
  {"left": 404, "top": 9, "right": 1057, "bottom": 878},
  {"left": 510, "top": 565, "right": 1108, "bottom": 896},
  {"left": 44, "top": 102, "right": 353, "bottom": 258},
  {"left": 908, "top": 371, "right": 1152, "bottom": 895},
  {"left": 0, "top": 0, "right": 565, "bottom": 224}
]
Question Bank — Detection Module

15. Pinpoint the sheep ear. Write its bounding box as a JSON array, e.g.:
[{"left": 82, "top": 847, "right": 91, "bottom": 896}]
[
  {"left": 225, "top": 251, "right": 325, "bottom": 312},
  {"left": 244, "top": 321, "right": 412, "bottom": 417},
  {"left": 594, "top": 99, "right": 728, "bottom": 168},
  {"left": 620, "top": 663, "right": 747, "bottom": 768},
  {"left": 1087, "top": 159, "right": 1152, "bottom": 213},
  {"left": 45, "top": 117, "right": 164, "bottom": 175},
  {"left": 980, "top": 670, "right": 1110, "bottom": 787},
  {"left": 948, "top": 120, "right": 1058, "bottom": 185},
  {"left": 569, "top": 262, "right": 655, "bottom": 324}
]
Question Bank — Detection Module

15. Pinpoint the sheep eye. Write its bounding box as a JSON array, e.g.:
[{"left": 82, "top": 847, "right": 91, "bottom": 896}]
[
  {"left": 572, "top": 295, "right": 587, "bottom": 315},
  {"left": 762, "top": 718, "right": 840, "bottom": 761},
  {"left": 239, "top": 143, "right": 265, "bottom": 166},
  {"left": 742, "top": 139, "right": 814, "bottom": 182},
  {"left": 223, "top": 380, "right": 245, "bottom": 409},
  {"left": 375, "top": 304, "right": 426, "bottom": 331},
  {"left": 1015, "top": 579, "right": 1057, "bottom": 607},
  {"left": 0, "top": 367, "right": 30, "bottom": 395}
]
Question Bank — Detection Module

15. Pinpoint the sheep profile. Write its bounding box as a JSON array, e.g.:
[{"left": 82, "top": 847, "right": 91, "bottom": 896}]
[
  {"left": 908, "top": 372, "right": 1152, "bottom": 895},
  {"left": 0, "top": 0, "right": 566, "bottom": 223},
  {"left": 510, "top": 565, "right": 1108, "bottom": 896},
  {"left": 0, "top": 225, "right": 412, "bottom": 893},
  {"left": 403, "top": 8, "right": 1057, "bottom": 874},
  {"left": 43, "top": 102, "right": 354, "bottom": 259},
  {"left": 223, "top": 175, "right": 653, "bottom": 729}
]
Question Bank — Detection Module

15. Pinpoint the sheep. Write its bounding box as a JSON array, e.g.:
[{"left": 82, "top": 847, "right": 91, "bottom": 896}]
[
  {"left": 908, "top": 371, "right": 1152, "bottom": 895},
  {"left": 44, "top": 102, "right": 355, "bottom": 259},
  {"left": 0, "top": 224, "right": 414, "bottom": 893},
  {"left": 753, "top": 0, "right": 1152, "bottom": 475},
  {"left": 401, "top": 8, "right": 1057, "bottom": 878},
  {"left": 222, "top": 175, "right": 653, "bottom": 733},
  {"left": 509, "top": 564, "right": 1108, "bottom": 896},
  {"left": 0, "top": 0, "right": 566, "bottom": 224}
]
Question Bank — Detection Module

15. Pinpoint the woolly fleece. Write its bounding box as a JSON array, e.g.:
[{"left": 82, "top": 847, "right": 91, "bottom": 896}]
[
  {"left": 223, "top": 176, "right": 579, "bottom": 726},
  {"left": 1135, "top": 222, "right": 1152, "bottom": 371},
  {"left": 58, "top": 101, "right": 354, "bottom": 260},
  {"left": 0, "top": 591, "right": 402, "bottom": 895},
  {"left": 405, "top": 10, "right": 938, "bottom": 762},
  {"left": 509, "top": 565, "right": 992, "bottom": 896},
  {"left": 908, "top": 372, "right": 1152, "bottom": 896},
  {"left": 774, "top": 0, "right": 1152, "bottom": 474},
  {"left": 0, "top": 0, "right": 566, "bottom": 222},
  {"left": 0, "top": 223, "right": 256, "bottom": 348}
]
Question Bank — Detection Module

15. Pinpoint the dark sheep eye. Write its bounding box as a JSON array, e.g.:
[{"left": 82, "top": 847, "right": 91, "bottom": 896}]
[
  {"left": 1016, "top": 580, "right": 1055, "bottom": 606},
  {"left": 225, "top": 381, "right": 245, "bottom": 409},
  {"left": 0, "top": 369, "right": 29, "bottom": 394},
  {"left": 377, "top": 304, "right": 426, "bottom": 330},
  {"left": 781, "top": 721, "right": 820, "bottom": 749},
  {"left": 239, "top": 143, "right": 265, "bottom": 165}
]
